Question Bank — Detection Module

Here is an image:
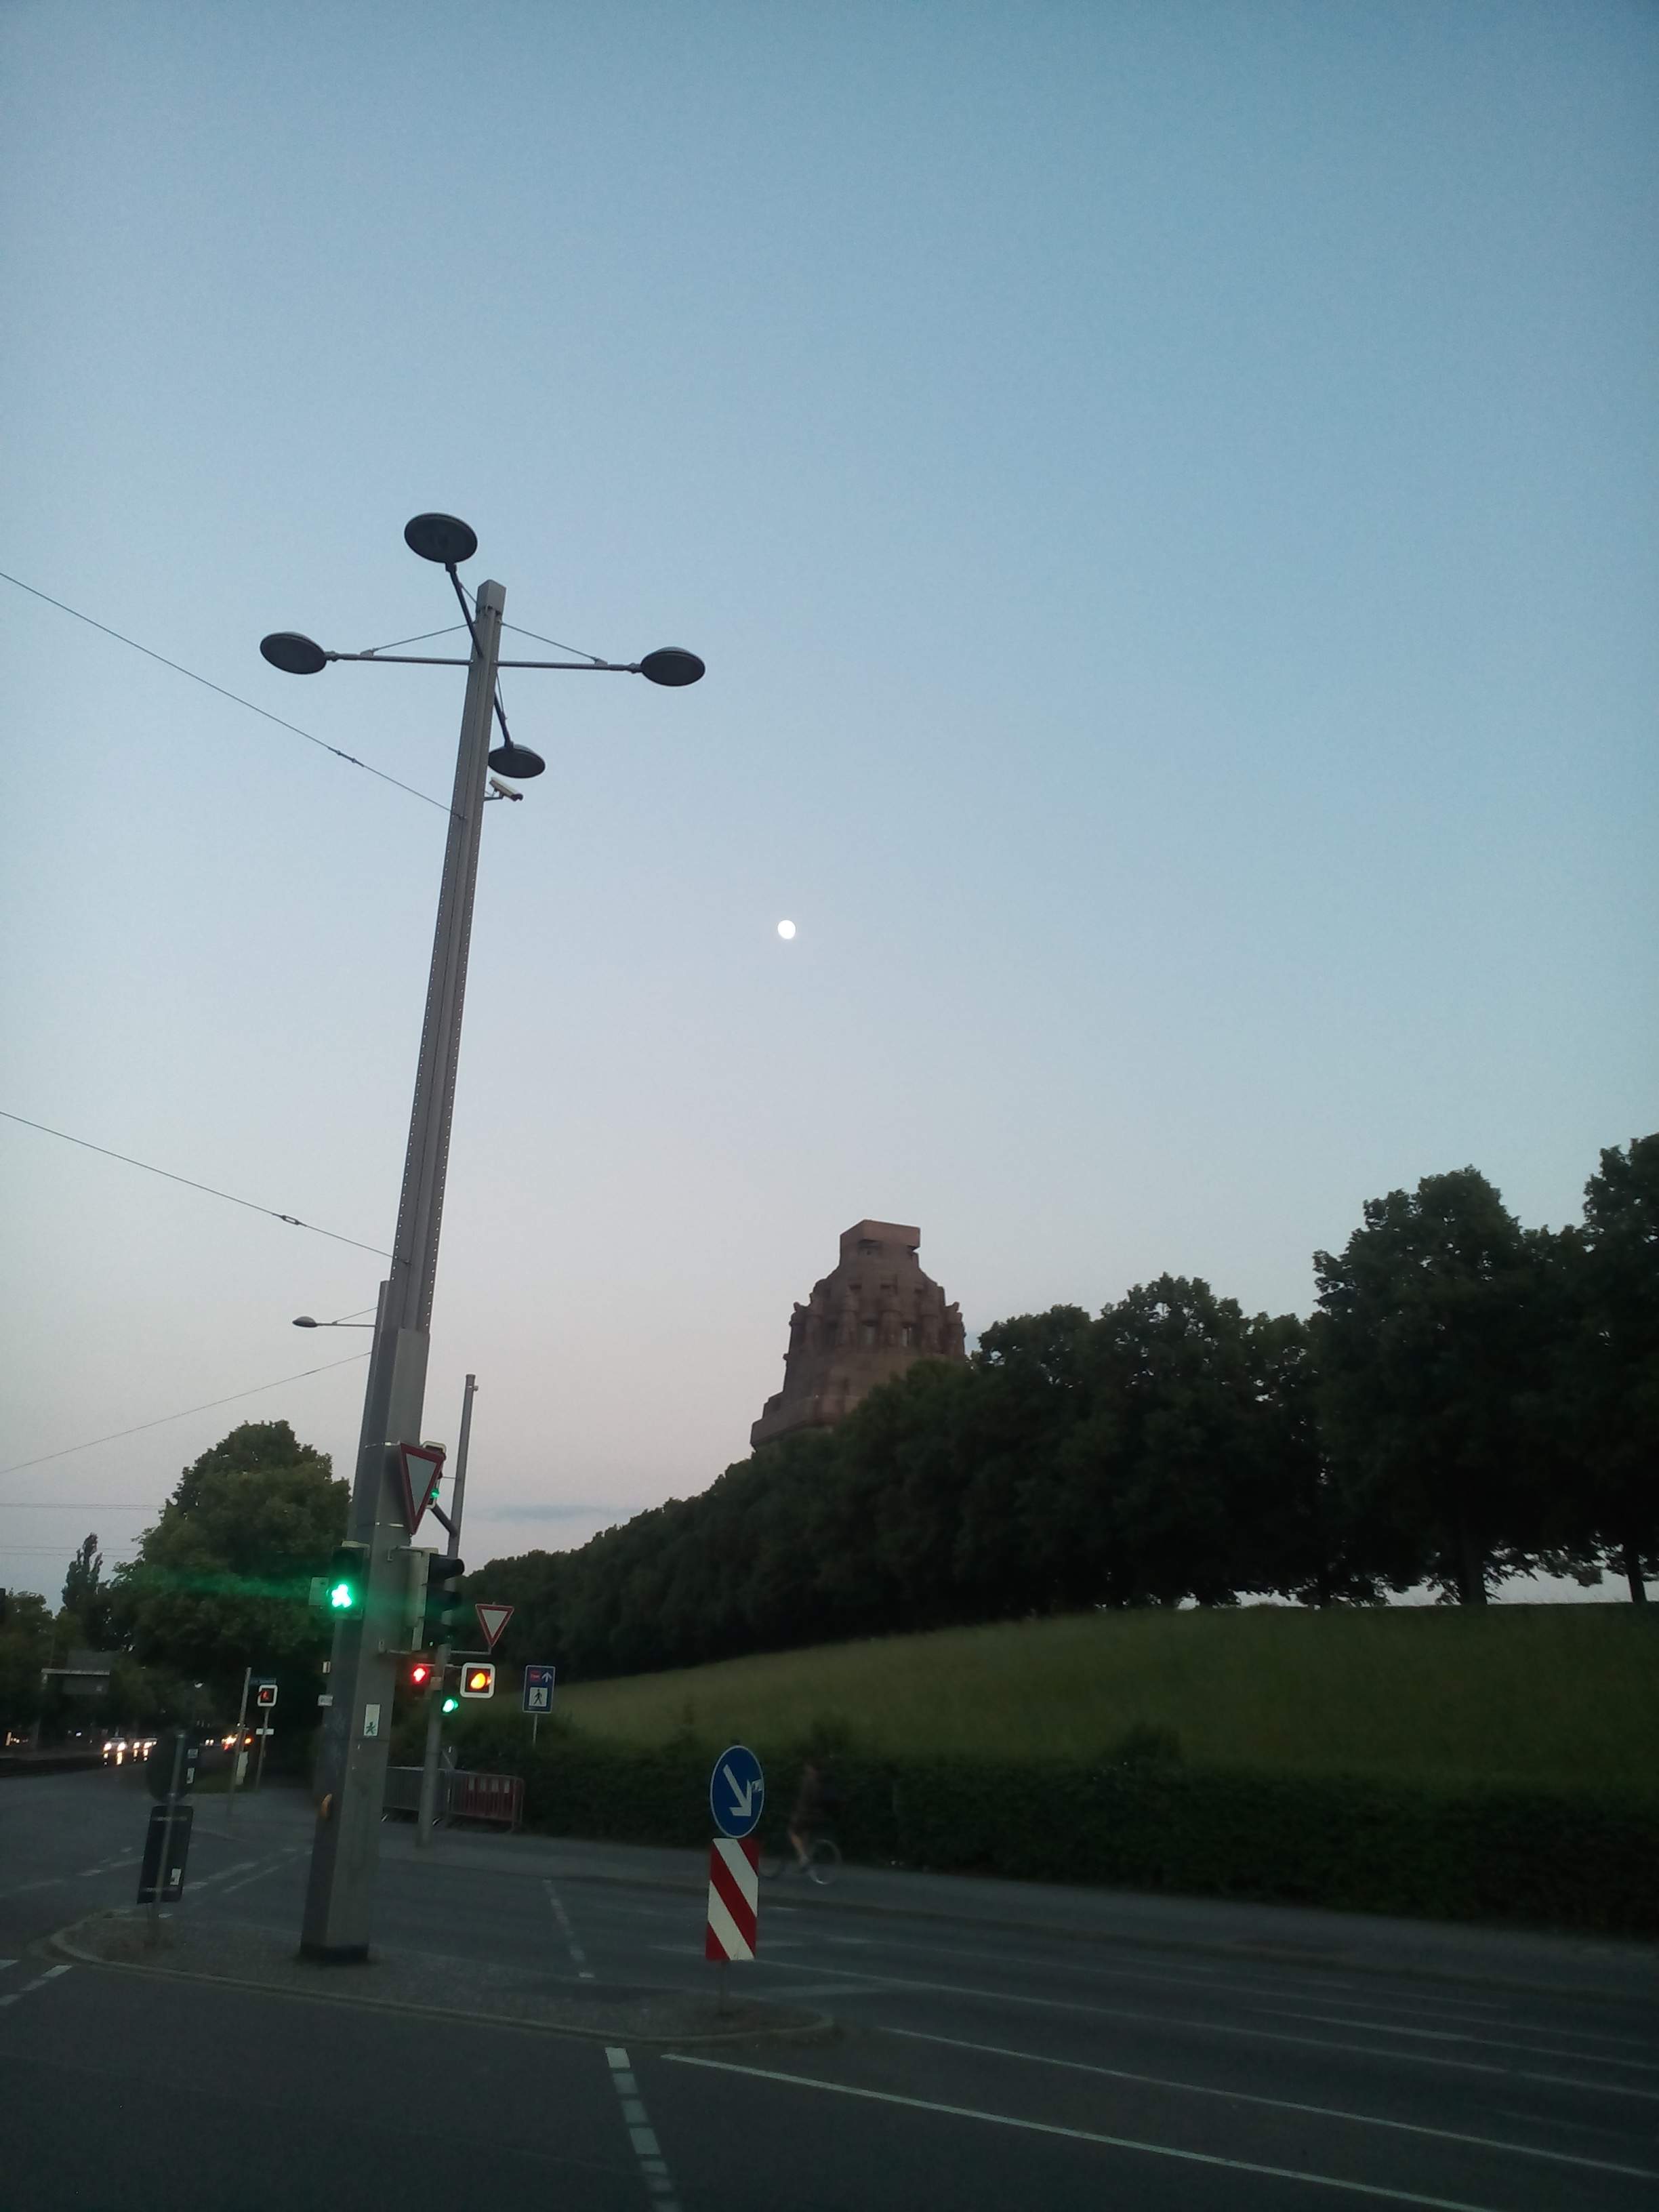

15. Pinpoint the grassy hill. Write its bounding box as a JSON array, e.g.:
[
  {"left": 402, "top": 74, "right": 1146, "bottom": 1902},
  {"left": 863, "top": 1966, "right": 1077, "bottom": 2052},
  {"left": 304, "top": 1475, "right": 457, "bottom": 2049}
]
[{"left": 551, "top": 1602, "right": 1658, "bottom": 1793}]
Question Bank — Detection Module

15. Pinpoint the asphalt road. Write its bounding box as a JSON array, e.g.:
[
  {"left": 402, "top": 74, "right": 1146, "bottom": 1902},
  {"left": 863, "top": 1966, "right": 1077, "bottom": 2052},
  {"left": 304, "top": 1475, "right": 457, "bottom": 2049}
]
[{"left": 2, "top": 1769, "right": 1654, "bottom": 2211}]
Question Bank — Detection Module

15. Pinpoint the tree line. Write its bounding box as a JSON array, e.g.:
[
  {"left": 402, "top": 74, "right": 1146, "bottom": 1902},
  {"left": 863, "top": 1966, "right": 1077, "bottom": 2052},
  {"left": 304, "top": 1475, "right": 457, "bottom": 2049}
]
[
  {"left": 2, "top": 1136, "right": 1650, "bottom": 1738},
  {"left": 472, "top": 1137, "right": 1657, "bottom": 1681}
]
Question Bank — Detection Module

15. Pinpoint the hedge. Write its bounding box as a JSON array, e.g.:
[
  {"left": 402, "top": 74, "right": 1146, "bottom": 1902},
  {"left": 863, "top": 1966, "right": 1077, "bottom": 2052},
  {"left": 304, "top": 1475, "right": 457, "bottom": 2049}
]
[{"left": 412, "top": 1711, "right": 1659, "bottom": 1940}]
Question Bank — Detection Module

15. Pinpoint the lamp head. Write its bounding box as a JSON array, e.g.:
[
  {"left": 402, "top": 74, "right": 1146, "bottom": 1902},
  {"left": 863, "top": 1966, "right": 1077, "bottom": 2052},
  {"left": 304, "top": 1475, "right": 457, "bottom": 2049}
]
[
  {"left": 639, "top": 648, "right": 705, "bottom": 687},
  {"left": 260, "top": 633, "right": 328, "bottom": 676},
  {"left": 488, "top": 740, "right": 545, "bottom": 780},
  {"left": 404, "top": 512, "right": 478, "bottom": 565}
]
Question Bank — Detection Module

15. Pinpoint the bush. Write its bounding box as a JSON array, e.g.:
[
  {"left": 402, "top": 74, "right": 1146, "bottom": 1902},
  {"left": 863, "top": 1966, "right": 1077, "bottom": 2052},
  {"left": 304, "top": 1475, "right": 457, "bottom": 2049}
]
[{"left": 426, "top": 1707, "right": 1657, "bottom": 1939}]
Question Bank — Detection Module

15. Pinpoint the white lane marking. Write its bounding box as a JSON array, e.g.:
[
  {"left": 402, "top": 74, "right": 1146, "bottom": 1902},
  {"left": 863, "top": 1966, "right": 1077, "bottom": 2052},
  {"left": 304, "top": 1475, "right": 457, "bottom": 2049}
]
[
  {"left": 1240, "top": 1998, "right": 1659, "bottom": 2073},
  {"left": 743, "top": 1955, "right": 1659, "bottom": 2102},
  {"left": 0, "top": 1963, "right": 71, "bottom": 2010},
  {"left": 546, "top": 1881, "right": 596, "bottom": 1980},
  {"left": 605, "top": 2047, "right": 681, "bottom": 2209},
  {"left": 0, "top": 1879, "right": 65, "bottom": 1900},
  {"left": 664, "top": 2053, "right": 1503, "bottom": 2211},
  {"left": 884, "top": 2025, "right": 1659, "bottom": 2182},
  {"left": 0, "top": 1959, "right": 18, "bottom": 1971},
  {"left": 216, "top": 1855, "right": 298, "bottom": 1899},
  {"left": 815, "top": 1928, "right": 1635, "bottom": 2049}
]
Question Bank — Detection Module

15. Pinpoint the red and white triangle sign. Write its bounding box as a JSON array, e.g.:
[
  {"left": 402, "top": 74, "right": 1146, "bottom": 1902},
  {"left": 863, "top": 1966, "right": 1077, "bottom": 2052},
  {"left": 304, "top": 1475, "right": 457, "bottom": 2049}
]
[{"left": 475, "top": 1602, "right": 514, "bottom": 1650}]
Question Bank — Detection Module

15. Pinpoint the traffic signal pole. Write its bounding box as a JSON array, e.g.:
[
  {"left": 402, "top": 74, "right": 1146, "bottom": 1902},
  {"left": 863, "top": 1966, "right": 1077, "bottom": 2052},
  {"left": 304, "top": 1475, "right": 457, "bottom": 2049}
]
[
  {"left": 300, "top": 583, "right": 504, "bottom": 1963},
  {"left": 416, "top": 1372, "right": 475, "bottom": 1847}
]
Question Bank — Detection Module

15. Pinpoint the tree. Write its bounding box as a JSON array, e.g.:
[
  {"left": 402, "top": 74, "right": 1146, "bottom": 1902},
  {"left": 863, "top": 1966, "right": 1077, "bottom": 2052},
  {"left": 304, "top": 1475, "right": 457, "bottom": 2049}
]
[
  {"left": 110, "top": 1420, "right": 348, "bottom": 1708},
  {"left": 1313, "top": 1170, "right": 1557, "bottom": 1603},
  {"left": 0, "top": 1587, "right": 54, "bottom": 1739},
  {"left": 1557, "top": 1136, "right": 1659, "bottom": 1600},
  {"left": 62, "top": 1533, "right": 104, "bottom": 1616}
]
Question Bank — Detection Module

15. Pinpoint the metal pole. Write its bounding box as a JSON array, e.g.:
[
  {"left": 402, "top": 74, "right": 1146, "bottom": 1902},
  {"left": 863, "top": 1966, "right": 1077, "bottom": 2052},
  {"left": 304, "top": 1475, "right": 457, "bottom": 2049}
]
[
  {"left": 301, "top": 581, "right": 504, "bottom": 1963},
  {"left": 416, "top": 1372, "right": 475, "bottom": 1847},
  {"left": 253, "top": 1717, "right": 270, "bottom": 1793},
  {"left": 225, "top": 1665, "right": 251, "bottom": 1820}
]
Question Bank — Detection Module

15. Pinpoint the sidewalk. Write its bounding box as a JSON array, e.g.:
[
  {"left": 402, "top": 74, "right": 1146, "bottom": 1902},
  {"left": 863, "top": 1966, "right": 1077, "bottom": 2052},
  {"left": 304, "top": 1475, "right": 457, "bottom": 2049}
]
[{"left": 380, "top": 1823, "right": 1659, "bottom": 2008}]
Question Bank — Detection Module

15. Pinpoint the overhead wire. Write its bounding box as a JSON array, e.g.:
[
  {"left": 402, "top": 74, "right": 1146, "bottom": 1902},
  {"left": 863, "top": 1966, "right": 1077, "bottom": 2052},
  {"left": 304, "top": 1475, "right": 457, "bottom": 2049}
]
[
  {"left": 0, "top": 1352, "right": 371, "bottom": 1479},
  {"left": 0, "top": 569, "right": 455, "bottom": 815},
  {"left": 0, "top": 1109, "right": 390, "bottom": 1254},
  {"left": 504, "top": 619, "right": 609, "bottom": 665}
]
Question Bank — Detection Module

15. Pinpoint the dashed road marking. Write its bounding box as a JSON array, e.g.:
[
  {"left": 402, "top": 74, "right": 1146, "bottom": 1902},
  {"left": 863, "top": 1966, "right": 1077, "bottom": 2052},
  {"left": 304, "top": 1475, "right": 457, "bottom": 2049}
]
[
  {"left": 546, "top": 1880, "right": 596, "bottom": 1980},
  {"left": 605, "top": 2047, "right": 681, "bottom": 2210},
  {"left": 0, "top": 1963, "right": 71, "bottom": 2011}
]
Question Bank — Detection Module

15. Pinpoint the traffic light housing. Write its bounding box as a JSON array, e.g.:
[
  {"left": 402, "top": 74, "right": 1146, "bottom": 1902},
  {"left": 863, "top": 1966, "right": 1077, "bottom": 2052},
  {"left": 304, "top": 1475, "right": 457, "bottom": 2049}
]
[
  {"left": 407, "top": 1657, "right": 439, "bottom": 1694},
  {"left": 459, "top": 1662, "right": 495, "bottom": 1700},
  {"left": 312, "top": 1542, "right": 369, "bottom": 1619},
  {"left": 422, "top": 1556, "right": 467, "bottom": 1645}
]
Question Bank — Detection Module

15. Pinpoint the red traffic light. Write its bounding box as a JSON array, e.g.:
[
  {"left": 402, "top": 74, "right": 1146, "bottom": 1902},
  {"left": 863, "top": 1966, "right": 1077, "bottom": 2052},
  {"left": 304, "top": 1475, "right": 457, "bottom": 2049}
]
[{"left": 408, "top": 1659, "right": 438, "bottom": 1692}]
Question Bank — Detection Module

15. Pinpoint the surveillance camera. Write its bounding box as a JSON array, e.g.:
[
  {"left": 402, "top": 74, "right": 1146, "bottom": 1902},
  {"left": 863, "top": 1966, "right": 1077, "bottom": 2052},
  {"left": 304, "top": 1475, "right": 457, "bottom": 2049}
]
[{"left": 488, "top": 775, "right": 523, "bottom": 801}]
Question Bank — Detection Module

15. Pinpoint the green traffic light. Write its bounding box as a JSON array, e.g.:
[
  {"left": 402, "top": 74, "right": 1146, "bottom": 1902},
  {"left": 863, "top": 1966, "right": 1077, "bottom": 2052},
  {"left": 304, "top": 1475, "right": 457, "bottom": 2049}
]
[
  {"left": 329, "top": 1580, "right": 356, "bottom": 1611},
  {"left": 441, "top": 1694, "right": 459, "bottom": 1713}
]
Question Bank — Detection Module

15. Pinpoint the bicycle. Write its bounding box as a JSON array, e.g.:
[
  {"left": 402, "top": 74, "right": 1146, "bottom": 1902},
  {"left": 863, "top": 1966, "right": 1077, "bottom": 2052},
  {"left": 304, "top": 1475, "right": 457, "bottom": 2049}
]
[{"left": 757, "top": 1825, "right": 841, "bottom": 1885}]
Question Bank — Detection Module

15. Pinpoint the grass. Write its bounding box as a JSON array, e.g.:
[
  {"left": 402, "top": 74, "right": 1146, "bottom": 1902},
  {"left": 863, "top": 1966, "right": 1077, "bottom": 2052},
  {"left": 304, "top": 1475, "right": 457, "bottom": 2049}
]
[{"left": 548, "top": 1603, "right": 1659, "bottom": 1793}]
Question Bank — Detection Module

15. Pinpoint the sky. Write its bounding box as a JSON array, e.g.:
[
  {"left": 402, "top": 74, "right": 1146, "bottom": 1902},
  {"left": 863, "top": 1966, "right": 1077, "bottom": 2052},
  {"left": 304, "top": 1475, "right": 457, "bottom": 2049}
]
[{"left": 2, "top": 2, "right": 1654, "bottom": 1610}]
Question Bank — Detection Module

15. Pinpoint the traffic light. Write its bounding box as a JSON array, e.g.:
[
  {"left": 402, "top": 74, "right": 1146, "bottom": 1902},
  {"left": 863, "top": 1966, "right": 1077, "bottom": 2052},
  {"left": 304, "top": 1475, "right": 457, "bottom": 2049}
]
[
  {"left": 407, "top": 1657, "right": 439, "bottom": 1694},
  {"left": 441, "top": 1689, "right": 459, "bottom": 1713},
  {"left": 459, "top": 1662, "right": 496, "bottom": 1700},
  {"left": 422, "top": 1555, "right": 467, "bottom": 1645},
  {"left": 312, "top": 1542, "right": 369, "bottom": 1618}
]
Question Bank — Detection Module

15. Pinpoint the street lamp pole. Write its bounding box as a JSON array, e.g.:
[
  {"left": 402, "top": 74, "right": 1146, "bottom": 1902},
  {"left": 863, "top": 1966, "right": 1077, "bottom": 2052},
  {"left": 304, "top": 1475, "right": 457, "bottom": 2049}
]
[
  {"left": 262, "top": 516, "right": 701, "bottom": 1962},
  {"left": 300, "top": 579, "right": 503, "bottom": 1961}
]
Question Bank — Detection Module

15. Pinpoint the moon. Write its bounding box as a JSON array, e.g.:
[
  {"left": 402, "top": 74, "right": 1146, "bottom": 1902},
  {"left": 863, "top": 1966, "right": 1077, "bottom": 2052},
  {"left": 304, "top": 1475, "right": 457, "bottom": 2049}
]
[{"left": 777, "top": 919, "right": 796, "bottom": 940}]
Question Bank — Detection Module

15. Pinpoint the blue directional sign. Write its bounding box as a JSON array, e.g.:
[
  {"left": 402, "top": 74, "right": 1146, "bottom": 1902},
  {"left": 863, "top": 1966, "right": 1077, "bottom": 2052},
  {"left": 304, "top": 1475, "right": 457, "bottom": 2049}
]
[
  {"left": 521, "top": 1664, "right": 556, "bottom": 1715},
  {"left": 709, "top": 1743, "right": 764, "bottom": 1839}
]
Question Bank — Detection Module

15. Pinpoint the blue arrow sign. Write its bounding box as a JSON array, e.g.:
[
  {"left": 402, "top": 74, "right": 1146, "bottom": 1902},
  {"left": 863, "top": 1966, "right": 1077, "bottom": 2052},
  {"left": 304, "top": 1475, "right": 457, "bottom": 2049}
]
[
  {"left": 521, "top": 1664, "right": 556, "bottom": 1715},
  {"left": 709, "top": 1742, "right": 764, "bottom": 1839}
]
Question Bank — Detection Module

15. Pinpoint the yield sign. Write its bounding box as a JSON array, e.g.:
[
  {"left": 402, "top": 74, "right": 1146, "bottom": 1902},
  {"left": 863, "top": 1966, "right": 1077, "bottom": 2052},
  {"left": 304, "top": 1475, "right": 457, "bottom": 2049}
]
[
  {"left": 394, "top": 1442, "right": 445, "bottom": 1536},
  {"left": 475, "top": 1602, "right": 514, "bottom": 1650}
]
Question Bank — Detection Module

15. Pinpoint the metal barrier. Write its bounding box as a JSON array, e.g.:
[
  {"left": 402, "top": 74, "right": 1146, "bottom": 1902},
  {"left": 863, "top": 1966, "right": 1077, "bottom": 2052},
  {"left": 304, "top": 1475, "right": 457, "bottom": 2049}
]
[
  {"left": 451, "top": 1771, "right": 523, "bottom": 1830},
  {"left": 382, "top": 1765, "right": 520, "bottom": 1830}
]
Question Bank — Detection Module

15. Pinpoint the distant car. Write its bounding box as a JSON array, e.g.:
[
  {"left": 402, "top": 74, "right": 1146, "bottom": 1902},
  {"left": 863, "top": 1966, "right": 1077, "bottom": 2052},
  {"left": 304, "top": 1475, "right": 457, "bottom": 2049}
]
[{"left": 100, "top": 1736, "right": 157, "bottom": 1767}]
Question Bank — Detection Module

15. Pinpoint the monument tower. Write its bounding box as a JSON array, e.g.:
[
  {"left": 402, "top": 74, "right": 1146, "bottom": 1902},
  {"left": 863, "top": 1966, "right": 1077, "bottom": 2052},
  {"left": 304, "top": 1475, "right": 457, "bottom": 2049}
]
[{"left": 751, "top": 1219, "right": 967, "bottom": 1450}]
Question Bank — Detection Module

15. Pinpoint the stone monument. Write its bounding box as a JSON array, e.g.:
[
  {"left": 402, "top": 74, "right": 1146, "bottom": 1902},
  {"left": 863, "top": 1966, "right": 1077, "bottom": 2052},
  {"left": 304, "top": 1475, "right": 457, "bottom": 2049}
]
[{"left": 751, "top": 1219, "right": 967, "bottom": 1450}]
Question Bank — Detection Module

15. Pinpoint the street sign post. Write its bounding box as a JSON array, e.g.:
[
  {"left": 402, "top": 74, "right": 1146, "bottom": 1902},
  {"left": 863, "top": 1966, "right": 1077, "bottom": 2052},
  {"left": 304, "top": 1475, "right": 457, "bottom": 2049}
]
[
  {"left": 522, "top": 1662, "right": 555, "bottom": 1745},
  {"left": 708, "top": 1744, "right": 764, "bottom": 1840},
  {"left": 474, "top": 1602, "right": 513, "bottom": 1650}
]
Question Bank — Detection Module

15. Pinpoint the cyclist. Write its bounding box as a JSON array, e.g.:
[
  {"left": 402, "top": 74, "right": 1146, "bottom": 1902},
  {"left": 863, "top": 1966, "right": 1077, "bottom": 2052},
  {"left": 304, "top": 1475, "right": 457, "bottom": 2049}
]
[{"left": 788, "top": 1757, "right": 831, "bottom": 1866}]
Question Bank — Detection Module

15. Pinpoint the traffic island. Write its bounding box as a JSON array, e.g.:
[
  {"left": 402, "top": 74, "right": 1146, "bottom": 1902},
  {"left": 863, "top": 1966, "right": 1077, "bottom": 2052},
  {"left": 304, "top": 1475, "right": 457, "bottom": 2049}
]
[{"left": 49, "top": 1911, "right": 834, "bottom": 2047}]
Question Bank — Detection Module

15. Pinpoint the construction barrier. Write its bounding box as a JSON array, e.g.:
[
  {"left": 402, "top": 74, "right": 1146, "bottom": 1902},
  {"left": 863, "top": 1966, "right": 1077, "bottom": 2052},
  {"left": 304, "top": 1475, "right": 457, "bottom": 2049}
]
[{"left": 382, "top": 1767, "right": 523, "bottom": 1830}]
